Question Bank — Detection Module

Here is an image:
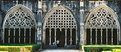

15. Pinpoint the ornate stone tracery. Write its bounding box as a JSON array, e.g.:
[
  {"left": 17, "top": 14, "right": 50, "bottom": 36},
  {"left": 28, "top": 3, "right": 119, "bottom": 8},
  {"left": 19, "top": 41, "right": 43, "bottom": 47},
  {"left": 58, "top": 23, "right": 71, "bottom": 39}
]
[
  {"left": 43, "top": 5, "right": 78, "bottom": 48},
  {"left": 86, "top": 6, "right": 118, "bottom": 28},
  {"left": 3, "top": 5, "right": 36, "bottom": 28},
  {"left": 85, "top": 4, "right": 120, "bottom": 45},
  {"left": 3, "top": 4, "right": 36, "bottom": 43},
  {"left": 43, "top": 5, "right": 77, "bottom": 29}
]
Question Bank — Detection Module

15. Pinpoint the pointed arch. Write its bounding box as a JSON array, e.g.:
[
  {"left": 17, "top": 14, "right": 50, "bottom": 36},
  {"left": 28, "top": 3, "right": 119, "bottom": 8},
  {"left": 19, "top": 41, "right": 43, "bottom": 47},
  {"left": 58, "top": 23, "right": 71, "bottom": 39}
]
[
  {"left": 85, "top": 4, "right": 120, "bottom": 45},
  {"left": 85, "top": 4, "right": 120, "bottom": 28},
  {"left": 42, "top": 5, "right": 78, "bottom": 48},
  {"left": 3, "top": 4, "right": 36, "bottom": 28},
  {"left": 43, "top": 5, "right": 77, "bottom": 29},
  {"left": 3, "top": 4, "right": 37, "bottom": 44}
]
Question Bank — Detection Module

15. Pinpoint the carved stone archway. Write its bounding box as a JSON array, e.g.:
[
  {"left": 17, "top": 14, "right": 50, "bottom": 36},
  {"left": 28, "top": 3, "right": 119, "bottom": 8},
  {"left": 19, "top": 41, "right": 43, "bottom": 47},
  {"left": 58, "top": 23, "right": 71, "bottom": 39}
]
[
  {"left": 43, "top": 5, "right": 78, "bottom": 48},
  {"left": 3, "top": 4, "right": 37, "bottom": 44},
  {"left": 85, "top": 4, "right": 120, "bottom": 45}
]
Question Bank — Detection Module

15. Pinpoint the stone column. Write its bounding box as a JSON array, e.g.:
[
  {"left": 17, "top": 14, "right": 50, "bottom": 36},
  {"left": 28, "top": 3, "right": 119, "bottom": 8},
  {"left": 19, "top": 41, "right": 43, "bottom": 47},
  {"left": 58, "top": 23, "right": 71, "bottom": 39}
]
[
  {"left": 70, "top": 28, "right": 72, "bottom": 45},
  {"left": 90, "top": 28, "right": 92, "bottom": 44},
  {"left": 29, "top": 28, "right": 31, "bottom": 43},
  {"left": 8, "top": 28, "right": 10, "bottom": 43},
  {"left": 49, "top": 28, "right": 51, "bottom": 45},
  {"left": 19, "top": 28, "right": 20, "bottom": 43},
  {"left": 24, "top": 28, "right": 26, "bottom": 43},
  {"left": 101, "top": 28, "right": 102, "bottom": 44},
  {"left": 65, "top": 29, "right": 67, "bottom": 46},
  {"left": 111, "top": 28, "right": 113, "bottom": 44},
  {"left": 3, "top": 28, "right": 4, "bottom": 43},
  {"left": 54, "top": 28, "right": 56, "bottom": 45},
  {"left": 106, "top": 28, "right": 108, "bottom": 44},
  {"left": 14, "top": 28, "right": 15, "bottom": 43},
  {"left": 96, "top": 28, "right": 97, "bottom": 44}
]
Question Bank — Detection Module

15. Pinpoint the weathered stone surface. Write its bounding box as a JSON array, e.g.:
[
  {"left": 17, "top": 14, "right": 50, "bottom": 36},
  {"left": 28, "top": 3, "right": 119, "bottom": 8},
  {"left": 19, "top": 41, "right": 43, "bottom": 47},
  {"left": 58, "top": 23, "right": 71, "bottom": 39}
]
[{"left": 41, "top": 49, "right": 84, "bottom": 52}]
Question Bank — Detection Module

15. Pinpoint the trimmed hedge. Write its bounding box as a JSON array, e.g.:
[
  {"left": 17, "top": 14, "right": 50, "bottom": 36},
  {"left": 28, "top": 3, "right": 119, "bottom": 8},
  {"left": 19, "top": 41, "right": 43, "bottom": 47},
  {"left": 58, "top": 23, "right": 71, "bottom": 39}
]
[
  {"left": 81, "top": 45, "right": 121, "bottom": 52},
  {"left": 0, "top": 44, "right": 41, "bottom": 52}
]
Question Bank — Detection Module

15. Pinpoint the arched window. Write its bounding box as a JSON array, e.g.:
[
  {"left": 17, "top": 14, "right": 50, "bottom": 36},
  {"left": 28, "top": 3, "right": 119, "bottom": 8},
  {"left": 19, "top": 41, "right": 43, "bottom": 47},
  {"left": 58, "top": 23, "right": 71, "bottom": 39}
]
[
  {"left": 43, "top": 5, "right": 78, "bottom": 48},
  {"left": 3, "top": 4, "right": 37, "bottom": 44},
  {"left": 85, "top": 4, "right": 120, "bottom": 45}
]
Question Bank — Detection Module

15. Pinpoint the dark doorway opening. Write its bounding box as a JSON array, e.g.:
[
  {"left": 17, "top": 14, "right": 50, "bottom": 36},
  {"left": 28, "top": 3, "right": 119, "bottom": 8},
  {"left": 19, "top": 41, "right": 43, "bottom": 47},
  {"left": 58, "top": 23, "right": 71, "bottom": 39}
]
[
  {"left": 44, "top": 28, "right": 78, "bottom": 49},
  {"left": 56, "top": 28, "right": 65, "bottom": 47}
]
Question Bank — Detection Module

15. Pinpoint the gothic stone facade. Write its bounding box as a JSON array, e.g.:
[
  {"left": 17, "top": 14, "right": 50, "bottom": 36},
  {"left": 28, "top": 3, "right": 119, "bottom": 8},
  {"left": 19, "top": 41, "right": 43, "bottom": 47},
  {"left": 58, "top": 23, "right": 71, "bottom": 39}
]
[{"left": 0, "top": 0, "right": 120, "bottom": 49}]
